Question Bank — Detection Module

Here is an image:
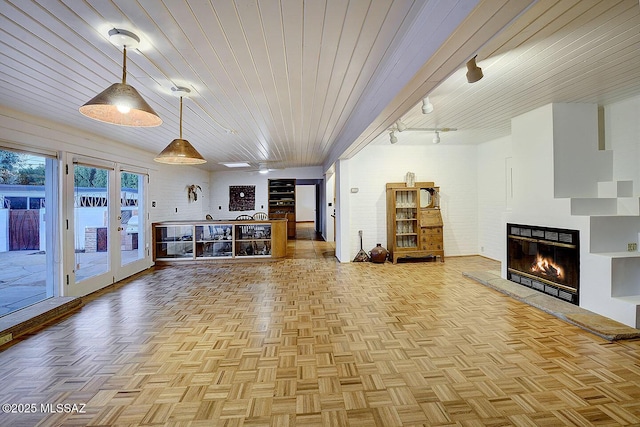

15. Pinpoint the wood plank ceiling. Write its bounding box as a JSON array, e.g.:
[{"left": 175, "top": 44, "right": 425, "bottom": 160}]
[
  {"left": 0, "top": 0, "right": 638, "bottom": 171},
  {"left": 363, "top": 0, "right": 640, "bottom": 149}
]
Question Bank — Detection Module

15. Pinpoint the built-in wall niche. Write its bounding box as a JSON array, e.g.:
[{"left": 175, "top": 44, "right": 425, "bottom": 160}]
[{"left": 507, "top": 223, "right": 580, "bottom": 304}]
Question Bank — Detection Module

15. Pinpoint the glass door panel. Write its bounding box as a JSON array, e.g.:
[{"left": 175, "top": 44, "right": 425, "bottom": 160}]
[
  {"left": 120, "top": 171, "right": 144, "bottom": 267},
  {"left": 0, "top": 149, "right": 58, "bottom": 316},
  {"left": 395, "top": 189, "right": 418, "bottom": 248},
  {"left": 74, "top": 164, "right": 110, "bottom": 282}
]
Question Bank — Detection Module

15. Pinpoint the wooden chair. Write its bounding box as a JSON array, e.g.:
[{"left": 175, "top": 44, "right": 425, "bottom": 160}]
[
  {"left": 235, "top": 214, "right": 253, "bottom": 220},
  {"left": 253, "top": 212, "right": 268, "bottom": 220}
]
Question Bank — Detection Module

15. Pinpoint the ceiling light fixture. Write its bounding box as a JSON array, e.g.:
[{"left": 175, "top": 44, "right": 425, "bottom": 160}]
[
  {"left": 154, "top": 87, "right": 206, "bottom": 165},
  {"left": 79, "top": 28, "right": 162, "bottom": 127},
  {"left": 220, "top": 162, "right": 251, "bottom": 168},
  {"left": 258, "top": 163, "right": 269, "bottom": 174},
  {"left": 386, "top": 126, "right": 456, "bottom": 144},
  {"left": 396, "top": 120, "right": 407, "bottom": 132},
  {"left": 389, "top": 130, "right": 398, "bottom": 144},
  {"left": 466, "top": 55, "right": 483, "bottom": 83},
  {"left": 421, "top": 97, "right": 434, "bottom": 114}
]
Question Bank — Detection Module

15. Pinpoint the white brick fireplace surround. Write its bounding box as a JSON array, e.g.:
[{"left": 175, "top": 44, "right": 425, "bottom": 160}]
[{"left": 503, "top": 103, "right": 640, "bottom": 328}]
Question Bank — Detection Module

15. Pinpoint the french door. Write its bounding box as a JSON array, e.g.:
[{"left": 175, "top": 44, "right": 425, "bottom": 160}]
[
  {"left": 67, "top": 157, "right": 149, "bottom": 296},
  {"left": 116, "top": 168, "right": 147, "bottom": 280}
]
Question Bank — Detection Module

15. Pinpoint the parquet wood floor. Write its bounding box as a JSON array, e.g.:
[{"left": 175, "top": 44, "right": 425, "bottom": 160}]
[{"left": 1, "top": 227, "right": 639, "bottom": 426}]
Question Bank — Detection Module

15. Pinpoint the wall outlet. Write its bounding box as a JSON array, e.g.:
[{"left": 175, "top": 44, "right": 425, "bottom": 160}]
[{"left": 0, "top": 333, "right": 13, "bottom": 346}]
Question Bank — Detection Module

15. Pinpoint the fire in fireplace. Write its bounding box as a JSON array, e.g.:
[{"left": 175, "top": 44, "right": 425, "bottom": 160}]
[
  {"left": 507, "top": 224, "right": 580, "bottom": 304},
  {"left": 531, "top": 254, "right": 564, "bottom": 280}
]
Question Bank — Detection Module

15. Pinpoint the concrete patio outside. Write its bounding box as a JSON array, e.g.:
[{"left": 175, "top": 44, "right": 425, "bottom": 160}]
[{"left": 0, "top": 249, "right": 140, "bottom": 316}]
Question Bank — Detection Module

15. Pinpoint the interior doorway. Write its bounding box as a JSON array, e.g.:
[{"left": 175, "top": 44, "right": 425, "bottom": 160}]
[{"left": 295, "top": 179, "right": 324, "bottom": 237}]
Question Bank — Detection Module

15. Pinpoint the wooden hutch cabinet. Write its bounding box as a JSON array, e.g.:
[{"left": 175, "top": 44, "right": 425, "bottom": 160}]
[
  {"left": 386, "top": 181, "right": 444, "bottom": 263},
  {"left": 268, "top": 178, "right": 296, "bottom": 238}
]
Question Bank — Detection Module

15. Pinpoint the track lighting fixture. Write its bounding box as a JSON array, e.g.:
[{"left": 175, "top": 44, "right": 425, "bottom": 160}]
[
  {"left": 154, "top": 87, "right": 206, "bottom": 165},
  {"left": 79, "top": 28, "right": 162, "bottom": 127},
  {"left": 396, "top": 120, "right": 407, "bottom": 132},
  {"left": 421, "top": 97, "right": 433, "bottom": 114},
  {"left": 258, "top": 163, "right": 269, "bottom": 174},
  {"left": 389, "top": 130, "right": 398, "bottom": 144},
  {"left": 466, "top": 55, "right": 483, "bottom": 83},
  {"left": 387, "top": 126, "right": 455, "bottom": 144}
]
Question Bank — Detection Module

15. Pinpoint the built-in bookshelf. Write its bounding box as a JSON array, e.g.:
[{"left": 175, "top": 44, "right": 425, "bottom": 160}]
[{"left": 268, "top": 178, "right": 296, "bottom": 238}]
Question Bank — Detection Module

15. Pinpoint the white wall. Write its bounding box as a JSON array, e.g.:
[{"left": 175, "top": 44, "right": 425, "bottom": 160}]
[
  {"left": 553, "top": 103, "right": 613, "bottom": 198},
  {"left": 606, "top": 96, "right": 640, "bottom": 193},
  {"left": 484, "top": 101, "right": 640, "bottom": 327},
  {"left": 346, "top": 142, "right": 478, "bottom": 258},
  {"left": 296, "top": 185, "right": 316, "bottom": 222},
  {"left": 477, "top": 136, "right": 511, "bottom": 261},
  {"left": 149, "top": 165, "right": 210, "bottom": 222},
  {"left": 325, "top": 172, "right": 335, "bottom": 242},
  {"left": 208, "top": 167, "right": 323, "bottom": 220}
]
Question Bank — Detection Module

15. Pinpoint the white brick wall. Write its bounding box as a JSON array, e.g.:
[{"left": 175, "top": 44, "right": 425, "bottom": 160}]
[
  {"left": 347, "top": 143, "right": 479, "bottom": 258},
  {"left": 149, "top": 165, "right": 210, "bottom": 222}
]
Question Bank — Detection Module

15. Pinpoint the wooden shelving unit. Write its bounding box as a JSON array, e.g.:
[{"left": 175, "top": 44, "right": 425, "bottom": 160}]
[
  {"left": 386, "top": 181, "right": 444, "bottom": 263},
  {"left": 153, "top": 219, "right": 287, "bottom": 262},
  {"left": 268, "top": 178, "right": 296, "bottom": 238}
]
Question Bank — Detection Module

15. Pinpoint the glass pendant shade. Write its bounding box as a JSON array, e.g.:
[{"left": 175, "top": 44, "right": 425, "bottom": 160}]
[
  {"left": 79, "top": 31, "right": 161, "bottom": 127},
  {"left": 154, "top": 95, "right": 206, "bottom": 165}
]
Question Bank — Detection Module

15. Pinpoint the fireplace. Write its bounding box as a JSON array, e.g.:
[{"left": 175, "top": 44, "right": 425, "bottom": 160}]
[{"left": 507, "top": 223, "right": 580, "bottom": 304}]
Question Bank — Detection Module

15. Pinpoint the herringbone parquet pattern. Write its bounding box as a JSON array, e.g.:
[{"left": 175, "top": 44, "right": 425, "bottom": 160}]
[{"left": 0, "top": 230, "right": 639, "bottom": 426}]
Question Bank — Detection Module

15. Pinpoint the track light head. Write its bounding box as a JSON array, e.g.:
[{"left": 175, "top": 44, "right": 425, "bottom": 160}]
[
  {"left": 396, "top": 120, "right": 407, "bottom": 132},
  {"left": 432, "top": 131, "right": 441, "bottom": 144},
  {"left": 421, "top": 97, "right": 433, "bottom": 114},
  {"left": 466, "top": 55, "right": 483, "bottom": 83},
  {"left": 389, "top": 130, "right": 398, "bottom": 144}
]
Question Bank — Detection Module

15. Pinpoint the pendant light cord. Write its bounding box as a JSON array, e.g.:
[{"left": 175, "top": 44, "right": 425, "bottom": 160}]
[
  {"left": 122, "top": 46, "right": 128, "bottom": 85},
  {"left": 179, "top": 96, "right": 183, "bottom": 139}
]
